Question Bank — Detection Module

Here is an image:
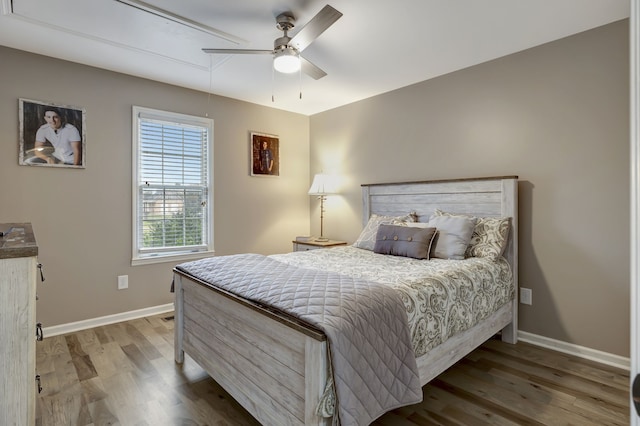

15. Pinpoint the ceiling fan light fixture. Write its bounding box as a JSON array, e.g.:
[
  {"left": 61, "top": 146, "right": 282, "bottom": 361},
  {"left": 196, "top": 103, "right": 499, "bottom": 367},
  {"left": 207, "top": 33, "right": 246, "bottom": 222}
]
[{"left": 273, "top": 47, "right": 301, "bottom": 74}]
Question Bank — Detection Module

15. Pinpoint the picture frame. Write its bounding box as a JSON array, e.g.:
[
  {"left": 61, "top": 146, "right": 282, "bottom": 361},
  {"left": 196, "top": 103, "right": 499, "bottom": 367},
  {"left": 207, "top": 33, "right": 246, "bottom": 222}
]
[
  {"left": 250, "top": 132, "right": 279, "bottom": 176},
  {"left": 19, "top": 98, "right": 86, "bottom": 168}
]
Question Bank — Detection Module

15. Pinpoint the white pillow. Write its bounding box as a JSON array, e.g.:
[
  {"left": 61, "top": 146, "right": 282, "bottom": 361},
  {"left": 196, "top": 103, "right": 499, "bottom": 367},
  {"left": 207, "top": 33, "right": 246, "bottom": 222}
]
[
  {"left": 353, "top": 213, "right": 415, "bottom": 251},
  {"left": 428, "top": 215, "right": 477, "bottom": 260}
]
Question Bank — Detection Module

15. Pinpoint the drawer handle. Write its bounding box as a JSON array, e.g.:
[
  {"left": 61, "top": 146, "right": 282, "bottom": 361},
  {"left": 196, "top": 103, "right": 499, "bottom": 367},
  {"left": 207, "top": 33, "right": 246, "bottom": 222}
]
[
  {"left": 37, "top": 263, "right": 45, "bottom": 282},
  {"left": 35, "top": 374, "right": 43, "bottom": 394},
  {"left": 36, "top": 323, "right": 43, "bottom": 341}
]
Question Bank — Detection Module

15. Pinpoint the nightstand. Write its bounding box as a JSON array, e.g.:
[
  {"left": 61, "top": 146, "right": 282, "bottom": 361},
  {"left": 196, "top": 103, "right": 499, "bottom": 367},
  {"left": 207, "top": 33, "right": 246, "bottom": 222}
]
[{"left": 292, "top": 239, "right": 347, "bottom": 252}]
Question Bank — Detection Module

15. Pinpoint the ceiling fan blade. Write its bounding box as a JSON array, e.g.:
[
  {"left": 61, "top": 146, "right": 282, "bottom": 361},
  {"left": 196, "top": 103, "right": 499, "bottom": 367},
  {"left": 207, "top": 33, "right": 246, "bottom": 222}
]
[
  {"left": 289, "top": 5, "right": 342, "bottom": 52},
  {"left": 301, "top": 56, "right": 327, "bottom": 80},
  {"left": 202, "top": 48, "right": 272, "bottom": 54}
]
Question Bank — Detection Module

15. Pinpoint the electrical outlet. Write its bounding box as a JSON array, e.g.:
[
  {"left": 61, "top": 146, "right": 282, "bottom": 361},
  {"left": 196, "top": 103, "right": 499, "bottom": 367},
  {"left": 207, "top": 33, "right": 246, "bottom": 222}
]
[
  {"left": 520, "top": 287, "right": 532, "bottom": 305},
  {"left": 118, "top": 275, "right": 128, "bottom": 290}
]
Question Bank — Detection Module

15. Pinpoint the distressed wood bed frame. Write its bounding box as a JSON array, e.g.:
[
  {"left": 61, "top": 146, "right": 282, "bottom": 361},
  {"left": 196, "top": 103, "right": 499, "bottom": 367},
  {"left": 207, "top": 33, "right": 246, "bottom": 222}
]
[{"left": 173, "top": 175, "right": 518, "bottom": 426}]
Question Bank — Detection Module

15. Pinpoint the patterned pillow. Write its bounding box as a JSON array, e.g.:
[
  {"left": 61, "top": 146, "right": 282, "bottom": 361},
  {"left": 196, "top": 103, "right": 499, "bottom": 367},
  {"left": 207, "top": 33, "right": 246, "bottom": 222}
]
[
  {"left": 353, "top": 213, "right": 416, "bottom": 251},
  {"left": 433, "top": 209, "right": 511, "bottom": 260}
]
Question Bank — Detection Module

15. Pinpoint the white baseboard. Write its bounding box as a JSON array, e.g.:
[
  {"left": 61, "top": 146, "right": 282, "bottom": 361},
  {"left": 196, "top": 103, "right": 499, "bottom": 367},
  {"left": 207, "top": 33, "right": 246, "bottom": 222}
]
[
  {"left": 42, "top": 303, "right": 174, "bottom": 338},
  {"left": 518, "top": 330, "right": 630, "bottom": 371},
  {"left": 42, "top": 307, "right": 630, "bottom": 371}
]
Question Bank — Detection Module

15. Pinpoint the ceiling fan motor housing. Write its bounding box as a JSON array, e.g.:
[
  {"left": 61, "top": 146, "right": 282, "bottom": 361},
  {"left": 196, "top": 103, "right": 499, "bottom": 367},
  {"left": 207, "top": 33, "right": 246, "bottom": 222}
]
[{"left": 274, "top": 36, "right": 295, "bottom": 52}]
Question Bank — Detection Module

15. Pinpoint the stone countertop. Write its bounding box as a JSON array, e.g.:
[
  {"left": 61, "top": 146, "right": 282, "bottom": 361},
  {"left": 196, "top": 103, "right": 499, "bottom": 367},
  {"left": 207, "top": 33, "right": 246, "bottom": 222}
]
[{"left": 0, "top": 223, "right": 38, "bottom": 259}]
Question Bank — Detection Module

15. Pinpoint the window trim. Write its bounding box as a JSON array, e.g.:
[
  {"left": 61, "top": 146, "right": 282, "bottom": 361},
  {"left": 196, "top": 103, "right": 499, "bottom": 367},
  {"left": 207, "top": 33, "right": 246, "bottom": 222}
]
[{"left": 131, "top": 106, "right": 214, "bottom": 266}]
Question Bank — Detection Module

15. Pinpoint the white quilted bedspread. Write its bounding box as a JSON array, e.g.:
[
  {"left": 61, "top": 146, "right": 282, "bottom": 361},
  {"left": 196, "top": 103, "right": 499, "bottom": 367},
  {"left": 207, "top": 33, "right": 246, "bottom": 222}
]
[{"left": 176, "top": 253, "right": 423, "bottom": 426}]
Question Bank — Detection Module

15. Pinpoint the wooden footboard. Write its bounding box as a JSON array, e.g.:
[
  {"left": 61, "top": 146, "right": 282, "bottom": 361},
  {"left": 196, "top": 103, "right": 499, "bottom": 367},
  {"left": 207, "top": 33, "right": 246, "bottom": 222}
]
[
  {"left": 174, "top": 273, "right": 331, "bottom": 426},
  {"left": 175, "top": 271, "right": 516, "bottom": 425}
]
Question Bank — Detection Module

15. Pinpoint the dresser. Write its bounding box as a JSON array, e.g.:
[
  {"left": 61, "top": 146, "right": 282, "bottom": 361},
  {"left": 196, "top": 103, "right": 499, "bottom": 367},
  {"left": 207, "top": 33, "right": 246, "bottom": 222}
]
[{"left": 0, "top": 223, "right": 39, "bottom": 425}]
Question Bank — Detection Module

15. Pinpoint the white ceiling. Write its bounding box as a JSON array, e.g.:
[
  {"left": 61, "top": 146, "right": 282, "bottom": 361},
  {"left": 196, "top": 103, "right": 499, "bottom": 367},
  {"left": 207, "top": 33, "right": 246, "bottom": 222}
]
[{"left": 0, "top": 0, "right": 630, "bottom": 116}]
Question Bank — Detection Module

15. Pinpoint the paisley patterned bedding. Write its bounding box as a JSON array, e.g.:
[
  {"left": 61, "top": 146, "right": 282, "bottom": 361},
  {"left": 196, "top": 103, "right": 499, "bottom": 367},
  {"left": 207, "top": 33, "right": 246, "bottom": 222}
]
[{"left": 270, "top": 245, "right": 514, "bottom": 358}]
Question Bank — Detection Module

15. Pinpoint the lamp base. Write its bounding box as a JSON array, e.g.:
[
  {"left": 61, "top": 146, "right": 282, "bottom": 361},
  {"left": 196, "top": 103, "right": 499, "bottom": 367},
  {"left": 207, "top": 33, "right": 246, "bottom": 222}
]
[{"left": 314, "top": 236, "right": 329, "bottom": 242}]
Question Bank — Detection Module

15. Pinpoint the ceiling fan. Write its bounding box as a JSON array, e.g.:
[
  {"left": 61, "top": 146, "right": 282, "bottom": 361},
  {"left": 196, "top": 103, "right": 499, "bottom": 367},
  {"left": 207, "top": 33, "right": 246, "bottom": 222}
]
[{"left": 202, "top": 5, "right": 342, "bottom": 80}]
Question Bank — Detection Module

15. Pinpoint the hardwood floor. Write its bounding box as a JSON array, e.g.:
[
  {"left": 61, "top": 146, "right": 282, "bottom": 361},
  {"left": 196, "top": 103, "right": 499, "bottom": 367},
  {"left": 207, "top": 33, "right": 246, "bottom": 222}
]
[{"left": 36, "top": 313, "right": 629, "bottom": 425}]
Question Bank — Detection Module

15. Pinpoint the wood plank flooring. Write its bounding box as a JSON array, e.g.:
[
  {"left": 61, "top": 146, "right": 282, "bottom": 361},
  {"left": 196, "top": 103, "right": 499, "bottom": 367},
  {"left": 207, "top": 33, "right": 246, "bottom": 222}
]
[{"left": 35, "top": 313, "right": 629, "bottom": 425}]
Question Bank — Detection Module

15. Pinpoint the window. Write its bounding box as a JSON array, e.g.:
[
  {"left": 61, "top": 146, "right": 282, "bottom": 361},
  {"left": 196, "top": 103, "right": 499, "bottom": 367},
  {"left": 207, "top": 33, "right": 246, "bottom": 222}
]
[{"left": 132, "top": 106, "right": 213, "bottom": 265}]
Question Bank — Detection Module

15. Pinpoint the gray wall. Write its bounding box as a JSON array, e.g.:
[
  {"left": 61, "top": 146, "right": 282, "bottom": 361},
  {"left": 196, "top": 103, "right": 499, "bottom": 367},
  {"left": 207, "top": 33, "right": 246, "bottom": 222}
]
[
  {"left": 310, "top": 20, "right": 630, "bottom": 356},
  {"left": 0, "top": 19, "right": 630, "bottom": 357},
  {"left": 0, "top": 46, "right": 311, "bottom": 327}
]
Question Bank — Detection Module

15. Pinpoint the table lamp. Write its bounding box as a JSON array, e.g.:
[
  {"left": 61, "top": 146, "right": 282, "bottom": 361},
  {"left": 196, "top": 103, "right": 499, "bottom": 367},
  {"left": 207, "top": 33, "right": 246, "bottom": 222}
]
[{"left": 308, "top": 173, "right": 337, "bottom": 242}]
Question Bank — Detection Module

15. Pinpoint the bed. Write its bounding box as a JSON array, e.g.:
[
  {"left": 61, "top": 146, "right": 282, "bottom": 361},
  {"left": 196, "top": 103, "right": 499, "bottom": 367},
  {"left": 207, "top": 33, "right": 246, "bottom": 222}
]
[{"left": 172, "top": 175, "right": 518, "bottom": 426}]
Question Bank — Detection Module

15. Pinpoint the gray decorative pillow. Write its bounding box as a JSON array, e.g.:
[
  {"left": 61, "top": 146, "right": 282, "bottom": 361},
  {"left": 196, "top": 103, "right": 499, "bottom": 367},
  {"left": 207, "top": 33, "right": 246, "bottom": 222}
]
[
  {"left": 353, "top": 213, "right": 416, "bottom": 251},
  {"left": 428, "top": 214, "right": 477, "bottom": 260},
  {"left": 433, "top": 209, "right": 511, "bottom": 260},
  {"left": 374, "top": 224, "right": 437, "bottom": 260}
]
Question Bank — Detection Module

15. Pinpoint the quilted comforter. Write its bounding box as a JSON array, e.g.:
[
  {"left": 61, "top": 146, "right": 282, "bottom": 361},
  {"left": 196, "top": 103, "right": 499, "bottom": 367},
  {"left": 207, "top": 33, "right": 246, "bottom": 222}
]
[
  {"left": 176, "top": 253, "right": 423, "bottom": 426},
  {"left": 271, "top": 246, "right": 514, "bottom": 359}
]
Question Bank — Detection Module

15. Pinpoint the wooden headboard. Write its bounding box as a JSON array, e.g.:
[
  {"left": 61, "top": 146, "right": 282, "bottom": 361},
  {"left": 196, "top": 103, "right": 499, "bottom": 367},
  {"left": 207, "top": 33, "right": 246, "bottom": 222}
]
[{"left": 362, "top": 176, "right": 519, "bottom": 336}]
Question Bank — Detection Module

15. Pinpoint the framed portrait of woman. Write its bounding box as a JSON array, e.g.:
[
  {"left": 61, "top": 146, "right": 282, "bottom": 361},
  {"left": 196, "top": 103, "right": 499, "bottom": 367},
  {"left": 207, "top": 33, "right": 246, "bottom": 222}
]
[
  {"left": 250, "top": 132, "right": 279, "bottom": 177},
  {"left": 19, "top": 98, "right": 87, "bottom": 168}
]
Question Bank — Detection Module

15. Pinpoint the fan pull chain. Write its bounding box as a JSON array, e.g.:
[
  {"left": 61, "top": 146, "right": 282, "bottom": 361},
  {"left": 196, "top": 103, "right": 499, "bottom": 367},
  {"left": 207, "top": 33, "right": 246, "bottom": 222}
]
[
  {"left": 271, "top": 61, "right": 276, "bottom": 102},
  {"left": 299, "top": 63, "right": 302, "bottom": 99}
]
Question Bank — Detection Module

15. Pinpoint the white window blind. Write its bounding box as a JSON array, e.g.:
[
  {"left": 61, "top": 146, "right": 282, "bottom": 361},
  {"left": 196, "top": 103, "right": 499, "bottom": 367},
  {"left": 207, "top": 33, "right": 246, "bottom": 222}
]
[{"left": 132, "top": 107, "right": 213, "bottom": 264}]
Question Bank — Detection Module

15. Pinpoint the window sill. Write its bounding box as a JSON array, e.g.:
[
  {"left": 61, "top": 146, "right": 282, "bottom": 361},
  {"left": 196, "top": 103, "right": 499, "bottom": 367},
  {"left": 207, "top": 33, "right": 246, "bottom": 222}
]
[{"left": 131, "top": 250, "right": 215, "bottom": 266}]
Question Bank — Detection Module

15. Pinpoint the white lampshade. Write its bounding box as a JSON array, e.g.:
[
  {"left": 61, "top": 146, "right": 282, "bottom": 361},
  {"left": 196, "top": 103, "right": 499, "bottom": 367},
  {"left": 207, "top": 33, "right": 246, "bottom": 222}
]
[
  {"left": 273, "top": 47, "right": 301, "bottom": 74},
  {"left": 308, "top": 174, "right": 337, "bottom": 195}
]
